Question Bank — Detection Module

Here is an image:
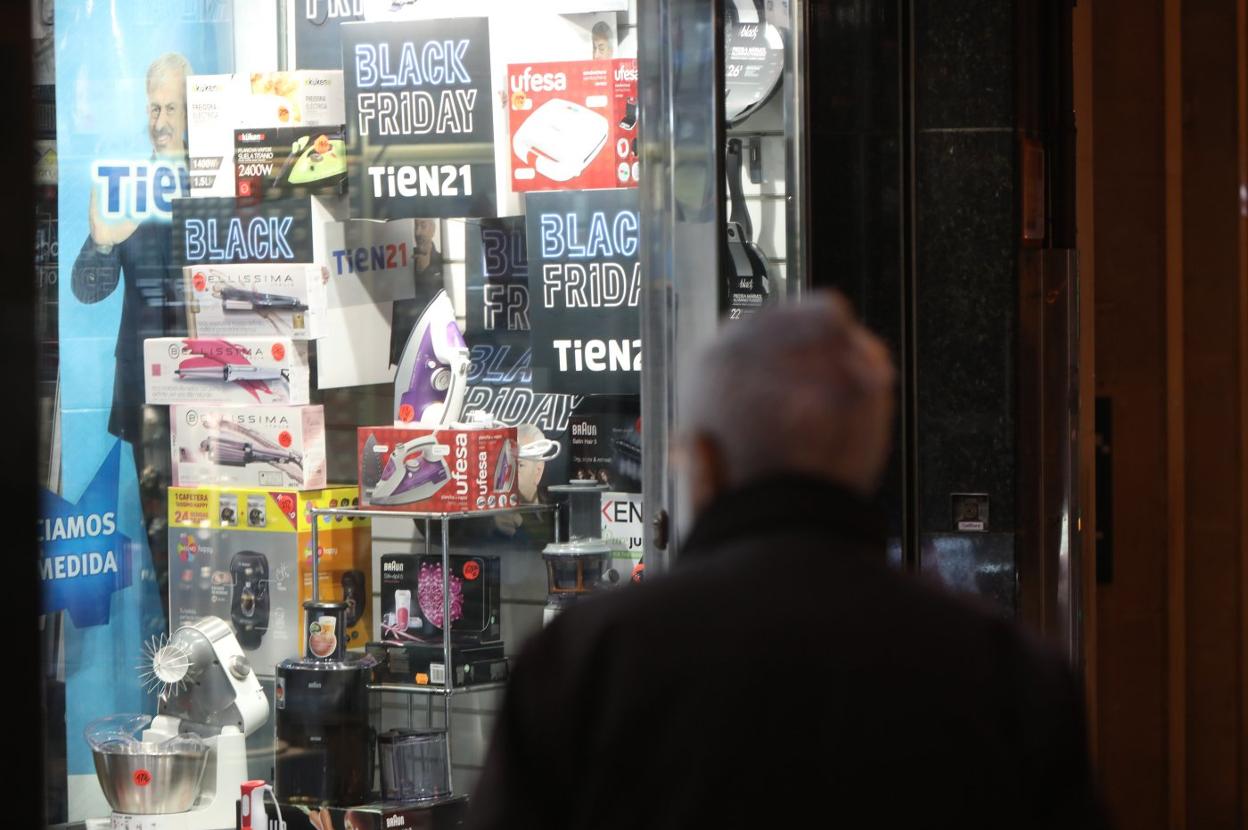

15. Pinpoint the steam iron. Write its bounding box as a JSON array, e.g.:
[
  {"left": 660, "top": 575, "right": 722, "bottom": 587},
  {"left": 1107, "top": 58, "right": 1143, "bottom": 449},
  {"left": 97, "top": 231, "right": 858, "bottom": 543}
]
[
  {"left": 278, "top": 131, "right": 347, "bottom": 186},
  {"left": 368, "top": 435, "right": 453, "bottom": 506},
  {"left": 393, "top": 290, "right": 469, "bottom": 427},
  {"left": 494, "top": 439, "right": 516, "bottom": 494}
]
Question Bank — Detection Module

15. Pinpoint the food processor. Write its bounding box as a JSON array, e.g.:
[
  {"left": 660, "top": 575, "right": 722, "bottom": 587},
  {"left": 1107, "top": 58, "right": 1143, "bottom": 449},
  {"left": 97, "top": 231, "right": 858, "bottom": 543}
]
[
  {"left": 543, "top": 481, "right": 611, "bottom": 624},
  {"left": 275, "top": 599, "right": 376, "bottom": 806},
  {"left": 85, "top": 616, "right": 269, "bottom": 830}
]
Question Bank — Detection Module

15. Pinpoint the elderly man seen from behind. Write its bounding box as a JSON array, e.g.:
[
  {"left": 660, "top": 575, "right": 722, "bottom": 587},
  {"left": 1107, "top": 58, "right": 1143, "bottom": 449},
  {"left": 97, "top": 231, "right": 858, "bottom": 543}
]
[{"left": 467, "top": 293, "right": 1105, "bottom": 830}]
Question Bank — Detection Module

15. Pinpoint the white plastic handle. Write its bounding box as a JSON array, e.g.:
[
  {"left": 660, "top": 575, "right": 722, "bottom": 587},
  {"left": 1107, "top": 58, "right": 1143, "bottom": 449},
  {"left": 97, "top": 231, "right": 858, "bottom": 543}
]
[{"left": 519, "top": 438, "right": 561, "bottom": 462}]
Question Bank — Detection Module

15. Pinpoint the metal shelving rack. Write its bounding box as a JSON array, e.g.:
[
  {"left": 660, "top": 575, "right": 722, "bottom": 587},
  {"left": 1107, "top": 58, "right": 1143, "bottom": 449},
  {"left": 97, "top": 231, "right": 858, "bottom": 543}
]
[{"left": 307, "top": 502, "right": 556, "bottom": 794}]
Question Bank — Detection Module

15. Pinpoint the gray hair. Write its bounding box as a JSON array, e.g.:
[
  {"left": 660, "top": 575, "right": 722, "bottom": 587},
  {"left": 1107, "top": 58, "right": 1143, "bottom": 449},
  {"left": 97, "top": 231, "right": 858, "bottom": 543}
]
[
  {"left": 681, "top": 294, "right": 889, "bottom": 485},
  {"left": 146, "top": 52, "right": 192, "bottom": 93}
]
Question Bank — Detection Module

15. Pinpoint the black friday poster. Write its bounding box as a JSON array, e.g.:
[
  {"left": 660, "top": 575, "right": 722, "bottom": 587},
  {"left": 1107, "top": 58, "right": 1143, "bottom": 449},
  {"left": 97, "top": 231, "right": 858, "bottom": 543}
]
[
  {"left": 525, "top": 188, "right": 641, "bottom": 396},
  {"left": 462, "top": 216, "right": 576, "bottom": 489},
  {"left": 341, "top": 18, "right": 498, "bottom": 219}
]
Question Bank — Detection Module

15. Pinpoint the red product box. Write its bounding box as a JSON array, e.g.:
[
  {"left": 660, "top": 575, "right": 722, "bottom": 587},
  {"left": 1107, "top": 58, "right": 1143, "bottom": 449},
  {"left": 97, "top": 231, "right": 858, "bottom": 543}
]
[
  {"left": 508, "top": 58, "right": 638, "bottom": 192},
  {"left": 357, "top": 425, "right": 519, "bottom": 513}
]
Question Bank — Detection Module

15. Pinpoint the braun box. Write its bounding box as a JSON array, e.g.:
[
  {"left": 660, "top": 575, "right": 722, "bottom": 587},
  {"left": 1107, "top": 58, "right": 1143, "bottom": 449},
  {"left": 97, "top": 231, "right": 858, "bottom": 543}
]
[
  {"left": 183, "top": 264, "right": 327, "bottom": 340},
  {"left": 187, "top": 71, "right": 346, "bottom": 198},
  {"left": 143, "top": 337, "right": 310, "bottom": 405},
  {"left": 356, "top": 425, "right": 518, "bottom": 513},
  {"left": 167, "top": 486, "right": 371, "bottom": 675},
  {"left": 378, "top": 554, "right": 502, "bottom": 645},
  {"left": 170, "top": 404, "right": 326, "bottom": 490}
]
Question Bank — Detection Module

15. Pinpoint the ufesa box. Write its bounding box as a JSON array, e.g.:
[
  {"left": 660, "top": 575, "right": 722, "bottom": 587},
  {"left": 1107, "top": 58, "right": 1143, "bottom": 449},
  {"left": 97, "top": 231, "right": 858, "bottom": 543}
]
[
  {"left": 184, "top": 264, "right": 328, "bottom": 340},
  {"left": 170, "top": 405, "right": 327, "bottom": 490},
  {"left": 508, "top": 58, "right": 638, "bottom": 192},
  {"left": 143, "top": 337, "right": 310, "bottom": 406},
  {"left": 168, "top": 485, "right": 370, "bottom": 675},
  {"left": 357, "top": 425, "right": 518, "bottom": 513},
  {"left": 187, "top": 71, "right": 346, "bottom": 198}
]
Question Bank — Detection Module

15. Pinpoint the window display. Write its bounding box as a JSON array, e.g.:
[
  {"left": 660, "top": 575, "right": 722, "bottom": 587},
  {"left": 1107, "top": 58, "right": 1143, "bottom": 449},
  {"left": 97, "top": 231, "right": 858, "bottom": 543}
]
[{"left": 38, "top": 0, "right": 804, "bottom": 824}]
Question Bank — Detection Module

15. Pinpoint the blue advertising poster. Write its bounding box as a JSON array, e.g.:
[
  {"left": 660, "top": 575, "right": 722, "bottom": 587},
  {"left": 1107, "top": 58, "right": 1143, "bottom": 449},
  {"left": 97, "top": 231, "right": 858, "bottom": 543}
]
[{"left": 52, "top": 1, "right": 233, "bottom": 786}]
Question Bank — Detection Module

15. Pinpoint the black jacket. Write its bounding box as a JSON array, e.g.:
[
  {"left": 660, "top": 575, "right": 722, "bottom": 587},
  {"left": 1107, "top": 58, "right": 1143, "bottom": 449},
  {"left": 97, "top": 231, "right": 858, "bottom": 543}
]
[
  {"left": 71, "top": 219, "right": 183, "bottom": 445},
  {"left": 468, "top": 476, "right": 1105, "bottom": 830}
]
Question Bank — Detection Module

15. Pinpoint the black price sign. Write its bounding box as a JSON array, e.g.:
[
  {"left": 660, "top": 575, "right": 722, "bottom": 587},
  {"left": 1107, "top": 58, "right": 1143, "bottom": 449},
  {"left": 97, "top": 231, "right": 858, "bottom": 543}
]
[
  {"left": 341, "top": 18, "right": 498, "bottom": 219},
  {"left": 526, "top": 189, "right": 641, "bottom": 396}
]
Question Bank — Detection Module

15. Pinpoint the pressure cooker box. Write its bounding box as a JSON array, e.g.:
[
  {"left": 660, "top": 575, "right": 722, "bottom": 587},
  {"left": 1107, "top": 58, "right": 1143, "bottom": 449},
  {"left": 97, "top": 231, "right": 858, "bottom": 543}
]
[{"left": 167, "top": 485, "right": 371, "bottom": 674}]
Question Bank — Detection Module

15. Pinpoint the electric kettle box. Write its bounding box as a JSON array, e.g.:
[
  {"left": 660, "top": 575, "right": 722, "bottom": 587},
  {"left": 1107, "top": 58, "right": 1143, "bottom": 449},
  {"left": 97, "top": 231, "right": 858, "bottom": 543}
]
[
  {"left": 508, "top": 58, "right": 638, "bottom": 192},
  {"left": 187, "top": 71, "right": 346, "bottom": 198},
  {"left": 143, "top": 337, "right": 311, "bottom": 406},
  {"left": 169, "top": 404, "right": 327, "bottom": 490},
  {"left": 183, "top": 264, "right": 327, "bottom": 340},
  {"left": 356, "top": 425, "right": 519, "bottom": 513},
  {"left": 378, "top": 553, "right": 502, "bottom": 645},
  {"left": 168, "top": 485, "right": 371, "bottom": 675}
]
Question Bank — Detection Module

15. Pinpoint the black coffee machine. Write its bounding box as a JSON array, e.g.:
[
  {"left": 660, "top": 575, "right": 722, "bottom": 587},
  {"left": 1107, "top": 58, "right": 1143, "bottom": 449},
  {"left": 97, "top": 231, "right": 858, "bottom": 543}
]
[
  {"left": 275, "top": 600, "right": 375, "bottom": 806},
  {"left": 230, "top": 551, "right": 269, "bottom": 651}
]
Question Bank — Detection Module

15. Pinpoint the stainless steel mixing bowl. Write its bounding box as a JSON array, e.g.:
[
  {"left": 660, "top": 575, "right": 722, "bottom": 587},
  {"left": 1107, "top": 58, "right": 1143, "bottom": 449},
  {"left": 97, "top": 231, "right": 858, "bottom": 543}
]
[{"left": 91, "top": 743, "right": 210, "bottom": 814}]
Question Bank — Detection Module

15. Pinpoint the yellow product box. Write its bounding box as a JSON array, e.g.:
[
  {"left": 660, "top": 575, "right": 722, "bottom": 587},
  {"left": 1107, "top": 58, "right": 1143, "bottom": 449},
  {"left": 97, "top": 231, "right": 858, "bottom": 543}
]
[{"left": 168, "top": 485, "right": 370, "bottom": 674}]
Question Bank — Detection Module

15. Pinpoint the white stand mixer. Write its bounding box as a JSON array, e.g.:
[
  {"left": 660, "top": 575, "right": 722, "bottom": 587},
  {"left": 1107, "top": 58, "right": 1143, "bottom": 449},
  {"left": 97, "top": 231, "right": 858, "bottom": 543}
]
[{"left": 86, "top": 617, "right": 269, "bottom": 830}]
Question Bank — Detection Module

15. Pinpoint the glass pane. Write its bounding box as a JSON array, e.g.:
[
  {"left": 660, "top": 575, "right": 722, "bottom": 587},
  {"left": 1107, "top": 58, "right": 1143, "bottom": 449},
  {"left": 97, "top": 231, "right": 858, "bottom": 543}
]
[{"left": 39, "top": 0, "right": 646, "bottom": 819}]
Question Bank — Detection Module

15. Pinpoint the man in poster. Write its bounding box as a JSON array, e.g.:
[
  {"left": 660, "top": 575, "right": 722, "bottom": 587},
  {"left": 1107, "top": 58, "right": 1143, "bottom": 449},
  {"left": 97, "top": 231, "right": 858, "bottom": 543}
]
[
  {"left": 69, "top": 52, "right": 192, "bottom": 608},
  {"left": 70, "top": 52, "right": 191, "bottom": 465}
]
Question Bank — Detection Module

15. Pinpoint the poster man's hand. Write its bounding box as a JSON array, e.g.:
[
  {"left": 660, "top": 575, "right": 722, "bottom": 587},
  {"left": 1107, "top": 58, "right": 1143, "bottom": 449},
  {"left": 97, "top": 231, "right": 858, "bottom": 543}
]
[
  {"left": 88, "top": 188, "right": 139, "bottom": 247},
  {"left": 494, "top": 512, "right": 522, "bottom": 537}
]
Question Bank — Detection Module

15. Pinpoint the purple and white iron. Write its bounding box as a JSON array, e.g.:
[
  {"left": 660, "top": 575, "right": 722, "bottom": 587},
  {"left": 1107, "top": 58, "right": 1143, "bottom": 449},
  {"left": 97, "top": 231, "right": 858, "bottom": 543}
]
[
  {"left": 368, "top": 435, "right": 453, "bottom": 506},
  {"left": 494, "top": 440, "right": 516, "bottom": 494},
  {"left": 393, "top": 290, "right": 469, "bottom": 427}
]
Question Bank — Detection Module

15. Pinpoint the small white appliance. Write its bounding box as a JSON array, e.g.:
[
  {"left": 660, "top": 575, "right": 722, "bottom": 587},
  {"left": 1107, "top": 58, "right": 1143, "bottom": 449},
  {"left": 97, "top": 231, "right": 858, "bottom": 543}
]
[{"left": 512, "top": 99, "right": 610, "bottom": 183}]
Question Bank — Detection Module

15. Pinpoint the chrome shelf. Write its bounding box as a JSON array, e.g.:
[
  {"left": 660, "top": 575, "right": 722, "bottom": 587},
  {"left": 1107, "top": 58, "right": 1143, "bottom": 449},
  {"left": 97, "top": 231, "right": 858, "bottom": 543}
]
[{"left": 367, "top": 682, "right": 507, "bottom": 696}]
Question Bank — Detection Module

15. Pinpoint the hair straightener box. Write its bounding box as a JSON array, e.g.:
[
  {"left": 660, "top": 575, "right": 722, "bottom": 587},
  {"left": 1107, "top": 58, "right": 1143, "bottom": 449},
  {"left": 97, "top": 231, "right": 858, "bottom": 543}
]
[
  {"left": 143, "top": 337, "right": 310, "bottom": 405},
  {"left": 167, "top": 485, "right": 370, "bottom": 676},
  {"left": 183, "top": 264, "right": 327, "bottom": 340},
  {"left": 170, "top": 404, "right": 326, "bottom": 490},
  {"left": 356, "top": 425, "right": 518, "bottom": 514}
]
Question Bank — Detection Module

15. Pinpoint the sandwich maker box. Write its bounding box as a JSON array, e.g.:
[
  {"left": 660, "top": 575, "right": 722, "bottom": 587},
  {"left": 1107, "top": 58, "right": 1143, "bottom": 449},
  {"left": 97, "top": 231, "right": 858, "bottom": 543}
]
[
  {"left": 508, "top": 58, "right": 638, "bottom": 192},
  {"left": 367, "top": 641, "right": 508, "bottom": 687},
  {"left": 170, "top": 404, "right": 326, "bottom": 490},
  {"left": 356, "top": 425, "right": 518, "bottom": 513},
  {"left": 143, "top": 336, "right": 310, "bottom": 406},
  {"left": 183, "top": 263, "right": 327, "bottom": 340},
  {"left": 378, "top": 554, "right": 502, "bottom": 646}
]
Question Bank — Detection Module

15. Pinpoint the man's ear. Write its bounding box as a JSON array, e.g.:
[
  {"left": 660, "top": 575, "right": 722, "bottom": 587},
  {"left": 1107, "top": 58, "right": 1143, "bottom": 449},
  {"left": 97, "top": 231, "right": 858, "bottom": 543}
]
[{"left": 685, "top": 433, "right": 727, "bottom": 514}]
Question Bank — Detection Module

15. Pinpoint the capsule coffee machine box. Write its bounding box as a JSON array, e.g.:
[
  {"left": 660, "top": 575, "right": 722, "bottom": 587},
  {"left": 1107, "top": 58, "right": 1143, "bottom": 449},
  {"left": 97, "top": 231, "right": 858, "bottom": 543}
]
[
  {"left": 168, "top": 485, "right": 370, "bottom": 674},
  {"left": 183, "top": 264, "right": 327, "bottom": 340},
  {"left": 187, "top": 71, "right": 346, "bottom": 198},
  {"left": 143, "top": 337, "right": 311, "bottom": 406},
  {"left": 379, "top": 554, "right": 502, "bottom": 645},
  {"left": 170, "top": 404, "right": 327, "bottom": 490},
  {"left": 357, "top": 425, "right": 518, "bottom": 513}
]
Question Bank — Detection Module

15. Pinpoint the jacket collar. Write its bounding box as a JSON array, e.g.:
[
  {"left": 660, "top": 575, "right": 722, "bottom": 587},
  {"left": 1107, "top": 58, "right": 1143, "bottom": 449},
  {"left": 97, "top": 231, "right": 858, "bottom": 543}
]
[{"left": 679, "top": 474, "right": 888, "bottom": 560}]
